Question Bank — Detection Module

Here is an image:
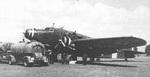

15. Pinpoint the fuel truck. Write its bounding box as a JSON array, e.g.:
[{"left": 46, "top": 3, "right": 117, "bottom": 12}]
[{"left": 0, "top": 42, "right": 49, "bottom": 67}]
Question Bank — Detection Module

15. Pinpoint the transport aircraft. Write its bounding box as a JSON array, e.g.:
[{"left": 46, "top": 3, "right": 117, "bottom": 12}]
[{"left": 24, "top": 25, "right": 146, "bottom": 64}]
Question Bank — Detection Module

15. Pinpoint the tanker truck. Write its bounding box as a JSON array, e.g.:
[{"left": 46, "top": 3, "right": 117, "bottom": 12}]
[{"left": 2, "top": 42, "right": 49, "bottom": 67}]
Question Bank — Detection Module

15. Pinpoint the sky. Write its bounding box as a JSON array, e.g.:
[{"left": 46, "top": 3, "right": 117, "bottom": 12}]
[{"left": 0, "top": 0, "right": 150, "bottom": 51}]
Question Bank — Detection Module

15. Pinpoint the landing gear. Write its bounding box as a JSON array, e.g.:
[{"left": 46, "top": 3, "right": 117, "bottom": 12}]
[{"left": 61, "top": 53, "right": 72, "bottom": 64}]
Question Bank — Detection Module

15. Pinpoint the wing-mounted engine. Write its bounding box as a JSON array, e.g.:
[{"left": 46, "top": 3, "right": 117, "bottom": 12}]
[{"left": 54, "top": 33, "right": 74, "bottom": 54}]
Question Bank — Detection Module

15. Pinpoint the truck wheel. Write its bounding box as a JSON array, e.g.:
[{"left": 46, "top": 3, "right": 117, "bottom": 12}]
[
  {"left": 125, "top": 58, "right": 128, "bottom": 61},
  {"left": 23, "top": 61, "right": 27, "bottom": 67},
  {"left": 41, "top": 63, "right": 49, "bottom": 66},
  {"left": 8, "top": 57, "right": 13, "bottom": 65},
  {"left": 23, "top": 60, "right": 30, "bottom": 67},
  {"left": 45, "top": 63, "right": 49, "bottom": 66}
]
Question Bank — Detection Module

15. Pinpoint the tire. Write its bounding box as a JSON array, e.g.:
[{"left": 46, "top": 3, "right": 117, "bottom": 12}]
[
  {"left": 41, "top": 62, "right": 49, "bottom": 66},
  {"left": 23, "top": 60, "right": 32, "bottom": 67},
  {"left": 23, "top": 61, "right": 28, "bottom": 67},
  {"left": 8, "top": 57, "right": 14, "bottom": 65},
  {"left": 45, "top": 63, "right": 49, "bottom": 66}
]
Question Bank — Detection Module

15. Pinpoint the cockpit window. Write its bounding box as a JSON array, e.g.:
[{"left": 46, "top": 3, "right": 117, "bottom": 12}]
[{"left": 45, "top": 27, "right": 54, "bottom": 32}]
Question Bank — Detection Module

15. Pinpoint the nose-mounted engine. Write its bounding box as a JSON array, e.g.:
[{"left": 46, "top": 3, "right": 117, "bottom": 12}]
[{"left": 24, "top": 29, "right": 36, "bottom": 40}]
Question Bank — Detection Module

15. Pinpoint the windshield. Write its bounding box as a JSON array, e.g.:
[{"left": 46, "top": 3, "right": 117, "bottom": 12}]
[{"left": 32, "top": 46, "right": 44, "bottom": 58}]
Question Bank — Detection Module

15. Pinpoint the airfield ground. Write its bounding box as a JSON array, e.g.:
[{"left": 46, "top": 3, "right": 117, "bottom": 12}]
[{"left": 0, "top": 57, "right": 150, "bottom": 77}]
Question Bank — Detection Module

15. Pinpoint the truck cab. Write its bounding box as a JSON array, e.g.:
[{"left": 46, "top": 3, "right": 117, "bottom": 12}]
[{"left": 0, "top": 42, "right": 49, "bottom": 67}]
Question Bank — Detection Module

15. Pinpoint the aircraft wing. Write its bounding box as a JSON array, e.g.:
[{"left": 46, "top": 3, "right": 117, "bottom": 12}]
[
  {"left": 74, "top": 36, "right": 146, "bottom": 50},
  {"left": 120, "top": 50, "right": 145, "bottom": 54}
]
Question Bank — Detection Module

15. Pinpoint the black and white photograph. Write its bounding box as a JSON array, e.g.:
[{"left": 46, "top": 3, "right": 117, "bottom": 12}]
[{"left": 0, "top": 0, "right": 150, "bottom": 77}]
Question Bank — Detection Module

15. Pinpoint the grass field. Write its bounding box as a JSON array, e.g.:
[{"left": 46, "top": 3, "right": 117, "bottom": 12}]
[{"left": 0, "top": 57, "right": 150, "bottom": 77}]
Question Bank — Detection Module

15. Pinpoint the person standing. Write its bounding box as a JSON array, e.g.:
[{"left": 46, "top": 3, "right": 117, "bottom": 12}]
[{"left": 47, "top": 50, "right": 54, "bottom": 64}]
